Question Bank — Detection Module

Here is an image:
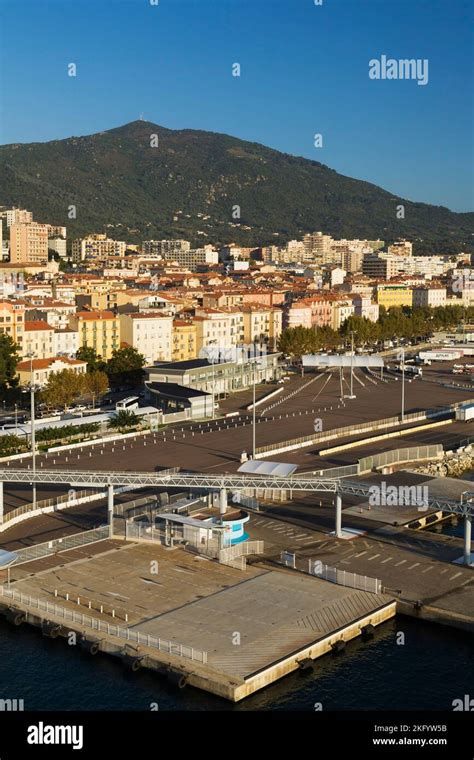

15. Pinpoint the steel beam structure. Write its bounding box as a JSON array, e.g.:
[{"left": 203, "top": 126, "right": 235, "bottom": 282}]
[{"left": 1, "top": 468, "right": 473, "bottom": 517}]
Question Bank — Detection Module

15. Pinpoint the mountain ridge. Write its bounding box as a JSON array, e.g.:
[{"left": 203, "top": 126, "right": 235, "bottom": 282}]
[{"left": 1, "top": 120, "right": 472, "bottom": 254}]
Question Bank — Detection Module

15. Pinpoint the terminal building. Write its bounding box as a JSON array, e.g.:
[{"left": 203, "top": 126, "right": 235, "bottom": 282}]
[{"left": 144, "top": 353, "right": 282, "bottom": 418}]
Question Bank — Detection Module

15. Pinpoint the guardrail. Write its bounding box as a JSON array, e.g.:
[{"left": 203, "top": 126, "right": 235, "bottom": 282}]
[
  {"left": 281, "top": 552, "right": 382, "bottom": 594},
  {"left": 255, "top": 398, "right": 474, "bottom": 459},
  {"left": 0, "top": 585, "right": 207, "bottom": 664},
  {"left": 9, "top": 526, "right": 110, "bottom": 566},
  {"left": 313, "top": 444, "right": 443, "bottom": 478}
]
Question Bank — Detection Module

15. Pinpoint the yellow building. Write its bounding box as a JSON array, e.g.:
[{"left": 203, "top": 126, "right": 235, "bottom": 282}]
[
  {"left": 69, "top": 310, "right": 120, "bottom": 360},
  {"left": 0, "top": 300, "right": 25, "bottom": 351},
  {"left": 172, "top": 320, "right": 197, "bottom": 361},
  {"left": 376, "top": 285, "right": 413, "bottom": 309}
]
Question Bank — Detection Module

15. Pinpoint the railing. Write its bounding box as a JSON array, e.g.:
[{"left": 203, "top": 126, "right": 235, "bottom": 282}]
[
  {"left": 308, "top": 560, "right": 382, "bottom": 594},
  {"left": 280, "top": 552, "right": 382, "bottom": 594},
  {"left": 218, "top": 540, "right": 264, "bottom": 563},
  {"left": 359, "top": 444, "right": 443, "bottom": 473},
  {"left": 9, "top": 526, "right": 110, "bottom": 566},
  {"left": 0, "top": 585, "right": 207, "bottom": 664},
  {"left": 255, "top": 398, "right": 474, "bottom": 458},
  {"left": 4, "top": 488, "right": 101, "bottom": 524}
]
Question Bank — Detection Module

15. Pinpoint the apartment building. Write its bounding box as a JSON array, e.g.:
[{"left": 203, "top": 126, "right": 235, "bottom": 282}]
[
  {"left": 0, "top": 300, "right": 25, "bottom": 349},
  {"left": 3, "top": 208, "right": 33, "bottom": 227},
  {"left": 331, "top": 299, "right": 355, "bottom": 330},
  {"left": 25, "top": 298, "right": 76, "bottom": 329},
  {"left": 241, "top": 304, "right": 283, "bottom": 349},
  {"left": 388, "top": 240, "right": 413, "bottom": 257},
  {"left": 376, "top": 284, "right": 413, "bottom": 309},
  {"left": 362, "top": 252, "right": 399, "bottom": 279},
  {"left": 142, "top": 239, "right": 191, "bottom": 257},
  {"left": 10, "top": 223, "right": 49, "bottom": 265},
  {"left": 172, "top": 320, "right": 197, "bottom": 361},
  {"left": 53, "top": 328, "right": 80, "bottom": 358},
  {"left": 412, "top": 286, "right": 447, "bottom": 309},
  {"left": 192, "top": 308, "right": 241, "bottom": 353},
  {"left": 23, "top": 320, "right": 55, "bottom": 360},
  {"left": 119, "top": 312, "right": 173, "bottom": 364},
  {"left": 72, "top": 235, "right": 127, "bottom": 263},
  {"left": 17, "top": 356, "right": 87, "bottom": 387},
  {"left": 285, "top": 297, "right": 333, "bottom": 330},
  {"left": 69, "top": 310, "right": 120, "bottom": 360},
  {"left": 152, "top": 247, "right": 218, "bottom": 271},
  {"left": 351, "top": 294, "right": 380, "bottom": 322}
]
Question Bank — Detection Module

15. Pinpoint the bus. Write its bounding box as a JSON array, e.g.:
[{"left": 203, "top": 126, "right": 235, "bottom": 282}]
[{"left": 116, "top": 396, "right": 140, "bottom": 412}]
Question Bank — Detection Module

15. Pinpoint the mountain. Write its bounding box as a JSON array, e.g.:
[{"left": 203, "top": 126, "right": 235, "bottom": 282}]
[{"left": 0, "top": 120, "right": 472, "bottom": 254}]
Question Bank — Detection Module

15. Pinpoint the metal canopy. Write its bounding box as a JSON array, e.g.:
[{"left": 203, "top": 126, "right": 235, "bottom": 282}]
[
  {"left": 156, "top": 513, "right": 215, "bottom": 531},
  {"left": 238, "top": 460, "right": 298, "bottom": 477},
  {"left": 303, "top": 354, "right": 384, "bottom": 368}
]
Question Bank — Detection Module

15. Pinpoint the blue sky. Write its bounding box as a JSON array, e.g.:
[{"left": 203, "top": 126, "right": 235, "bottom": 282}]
[{"left": 0, "top": 0, "right": 472, "bottom": 211}]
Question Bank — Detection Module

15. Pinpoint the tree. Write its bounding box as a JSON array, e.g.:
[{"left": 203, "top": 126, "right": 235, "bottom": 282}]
[
  {"left": 42, "top": 370, "right": 85, "bottom": 410},
  {"left": 0, "top": 334, "right": 20, "bottom": 401},
  {"left": 106, "top": 346, "right": 146, "bottom": 388},
  {"left": 76, "top": 346, "right": 106, "bottom": 373},
  {"left": 108, "top": 409, "right": 139, "bottom": 432},
  {"left": 81, "top": 371, "right": 109, "bottom": 408},
  {"left": 277, "top": 327, "right": 318, "bottom": 361}
]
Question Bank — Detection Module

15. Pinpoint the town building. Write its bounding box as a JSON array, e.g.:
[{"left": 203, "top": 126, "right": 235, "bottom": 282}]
[
  {"left": 17, "top": 356, "right": 87, "bottom": 387},
  {"left": 69, "top": 310, "right": 120, "bottom": 360},
  {"left": 10, "top": 223, "right": 49, "bottom": 265},
  {"left": 119, "top": 312, "right": 173, "bottom": 364}
]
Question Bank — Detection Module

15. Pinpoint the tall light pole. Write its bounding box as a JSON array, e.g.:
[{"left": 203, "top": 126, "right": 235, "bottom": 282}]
[
  {"left": 401, "top": 346, "right": 405, "bottom": 423},
  {"left": 27, "top": 353, "right": 37, "bottom": 509},
  {"left": 252, "top": 358, "right": 256, "bottom": 459},
  {"left": 350, "top": 330, "right": 355, "bottom": 399}
]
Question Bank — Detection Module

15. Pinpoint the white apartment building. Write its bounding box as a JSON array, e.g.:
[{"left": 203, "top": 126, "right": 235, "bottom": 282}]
[
  {"left": 53, "top": 328, "right": 80, "bottom": 358},
  {"left": 412, "top": 286, "right": 447, "bottom": 309},
  {"left": 48, "top": 238, "right": 67, "bottom": 259},
  {"left": 23, "top": 320, "right": 55, "bottom": 360},
  {"left": 192, "top": 309, "right": 239, "bottom": 353},
  {"left": 332, "top": 300, "right": 355, "bottom": 330},
  {"left": 352, "top": 294, "right": 379, "bottom": 322},
  {"left": 119, "top": 312, "right": 173, "bottom": 364}
]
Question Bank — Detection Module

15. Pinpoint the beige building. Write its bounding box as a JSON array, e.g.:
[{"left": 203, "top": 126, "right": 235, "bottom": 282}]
[
  {"left": 119, "top": 312, "right": 173, "bottom": 364},
  {"left": 4, "top": 208, "right": 33, "bottom": 227},
  {"left": 388, "top": 240, "right": 413, "bottom": 257},
  {"left": 69, "top": 310, "right": 120, "bottom": 360},
  {"left": 17, "top": 356, "right": 87, "bottom": 387},
  {"left": 241, "top": 304, "right": 282, "bottom": 349},
  {"left": 362, "top": 253, "right": 399, "bottom": 280},
  {"left": 172, "top": 320, "right": 197, "bottom": 361},
  {"left": 23, "top": 320, "right": 55, "bottom": 360},
  {"left": 72, "top": 234, "right": 127, "bottom": 263},
  {"left": 10, "top": 223, "right": 49, "bottom": 265},
  {"left": 192, "top": 308, "right": 240, "bottom": 354}
]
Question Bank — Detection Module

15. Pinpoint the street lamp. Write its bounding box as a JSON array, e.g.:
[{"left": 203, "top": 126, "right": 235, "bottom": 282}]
[
  {"left": 401, "top": 346, "right": 405, "bottom": 423},
  {"left": 26, "top": 352, "right": 37, "bottom": 509}
]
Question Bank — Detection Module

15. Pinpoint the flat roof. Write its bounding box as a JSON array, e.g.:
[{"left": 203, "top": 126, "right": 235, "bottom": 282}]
[
  {"left": 147, "top": 382, "right": 210, "bottom": 399},
  {"left": 150, "top": 358, "right": 210, "bottom": 371}
]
